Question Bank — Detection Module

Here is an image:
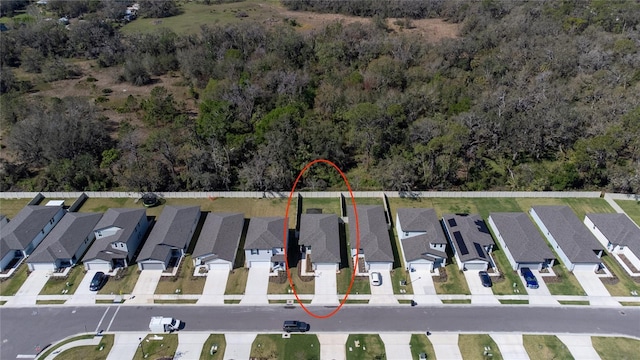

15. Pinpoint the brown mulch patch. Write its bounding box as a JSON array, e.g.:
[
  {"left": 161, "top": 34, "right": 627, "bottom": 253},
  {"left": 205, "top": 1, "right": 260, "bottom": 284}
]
[
  {"left": 619, "top": 253, "right": 640, "bottom": 273},
  {"left": 600, "top": 277, "right": 619, "bottom": 285},
  {"left": 432, "top": 267, "right": 448, "bottom": 283},
  {"left": 542, "top": 276, "right": 562, "bottom": 283}
]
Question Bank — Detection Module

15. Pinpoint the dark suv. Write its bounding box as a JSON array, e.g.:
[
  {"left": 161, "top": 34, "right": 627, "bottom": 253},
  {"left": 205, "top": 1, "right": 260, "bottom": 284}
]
[
  {"left": 479, "top": 271, "right": 492, "bottom": 287},
  {"left": 520, "top": 267, "right": 539, "bottom": 289},
  {"left": 283, "top": 320, "right": 310, "bottom": 333},
  {"left": 89, "top": 271, "right": 107, "bottom": 291}
]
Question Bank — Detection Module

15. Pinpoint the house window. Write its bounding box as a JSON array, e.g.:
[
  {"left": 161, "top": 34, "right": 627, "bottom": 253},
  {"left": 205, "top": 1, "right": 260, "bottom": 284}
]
[
  {"left": 619, "top": 246, "right": 625, "bottom": 250},
  {"left": 404, "top": 232, "right": 409, "bottom": 237},
  {"left": 50, "top": 218, "right": 54, "bottom": 224},
  {"left": 251, "top": 249, "right": 259, "bottom": 255},
  {"left": 120, "top": 243, "right": 124, "bottom": 248}
]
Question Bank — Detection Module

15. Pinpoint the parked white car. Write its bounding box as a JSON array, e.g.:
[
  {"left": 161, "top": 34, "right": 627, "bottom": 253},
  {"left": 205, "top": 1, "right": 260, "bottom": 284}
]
[{"left": 370, "top": 272, "right": 382, "bottom": 286}]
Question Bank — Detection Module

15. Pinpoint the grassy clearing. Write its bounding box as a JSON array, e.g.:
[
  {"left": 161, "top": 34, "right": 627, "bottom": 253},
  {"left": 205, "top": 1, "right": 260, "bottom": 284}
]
[
  {"left": 251, "top": 334, "right": 320, "bottom": 360},
  {"left": 592, "top": 337, "right": 640, "bottom": 360},
  {"left": 133, "top": 334, "right": 178, "bottom": 360},
  {"left": 458, "top": 334, "right": 503, "bottom": 360},
  {"left": 558, "top": 300, "right": 590, "bottom": 305},
  {"left": 78, "top": 198, "right": 138, "bottom": 214},
  {"left": 337, "top": 268, "right": 370, "bottom": 295},
  {"left": 615, "top": 200, "right": 640, "bottom": 224},
  {"left": 490, "top": 248, "right": 527, "bottom": 296},
  {"left": 155, "top": 256, "right": 206, "bottom": 295},
  {"left": 51, "top": 334, "right": 114, "bottom": 360},
  {"left": 499, "top": 299, "right": 529, "bottom": 304},
  {"left": 544, "top": 263, "right": 586, "bottom": 296},
  {"left": 37, "top": 335, "right": 94, "bottom": 360},
  {"left": 98, "top": 266, "right": 140, "bottom": 295},
  {"left": 433, "top": 262, "right": 470, "bottom": 295},
  {"left": 200, "top": 334, "right": 226, "bottom": 360},
  {"left": 346, "top": 334, "right": 386, "bottom": 360},
  {"left": 39, "top": 266, "right": 85, "bottom": 295},
  {"left": 0, "top": 198, "right": 31, "bottom": 217},
  {"left": 268, "top": 268, "right": 315, "bottom": 294},
  {"left": 225, "top": 268, "right": 248, "bottom": 295},
  {"left": 301, "top": 197, "right": 342, "bottom": 216},
  {"left": 391, "top": 268, "right": 414, "bottom": 295},
  {"left": 600, "top": 253, "right": 640, "bottom": 297},
  {"left": 514, "top": 198, "right": 615, "bottom": 220},
  {"left": 0, "top": 264, "right": 28, "bottom": 296},
  {"left": 523, "top": 335, "right": 574, "bottom": 360},
  {"left": 387, "top": 197, "right": 521, "bottom": 220},
  {"left": 410, "top": 334, "right": 435, "bottom": 360}
]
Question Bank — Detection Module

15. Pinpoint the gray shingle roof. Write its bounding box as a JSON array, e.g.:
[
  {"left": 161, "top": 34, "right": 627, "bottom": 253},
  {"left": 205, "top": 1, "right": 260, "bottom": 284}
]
[
  {"left": 442, "top": 213, "right": 494, "bottom": 262},
  {"left": 244, "top": 217, "right": 286, "bottom": 250},
  {"left": 83, "top": 208, "right": 147, "bottom": 262},
  {"left": 586, "top": 213, "right": 640, "bottom": 258},
  {"left": 27, "top": 212, "right": 102, "bottom": 264},
  {"left": 401, "top": 234, "right": 447, "bottom": 262},
  {"left": 488, "top": 212, "right": 554, "bottom": 263},
  {"left": 531, "top": 206, "right": 603, "bottom": 263},
  {"left": 0, "top": 205, "right": 63, "bottom": 250},
  {"left": 299, "top": 214, "right": 341, "bottom": 264},
  {"left": 397, "top": 208, "right": 448, "bottom": 244},
  {"left": 193, "top": 212, "right": 244, "bottom": 263},
  {"left": 137, "top": 205, "right": 200, "bottom": 262},
  {"left": 347, "top": 205, "right": 394, "bottom": 262}
]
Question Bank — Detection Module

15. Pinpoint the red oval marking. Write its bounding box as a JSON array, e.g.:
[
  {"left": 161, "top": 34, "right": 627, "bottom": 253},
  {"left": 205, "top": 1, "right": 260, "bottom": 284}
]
[{"left": 284, "top": 159, "right": 360, "bottom": 319}]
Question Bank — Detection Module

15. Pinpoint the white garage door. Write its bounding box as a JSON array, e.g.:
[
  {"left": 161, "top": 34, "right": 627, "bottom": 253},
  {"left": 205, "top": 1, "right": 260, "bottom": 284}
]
[
  {"left": 207, "top": 262, "right": 231, "bottom": 271},
  {"left": 29, "top": 263, "right": 56, "bottom": 271},
  {"left": 573, "top": 263, "right": 598, "bottom": 272},
  {"left": 409, "top": 262, "right": 432, "bottom": 272},
  {"left": 84, "top": 262, "right": 111, "bottom": 271},
  {"left": 139, "top": 262, "right": 165, "bottom": 271},
  {"left": 316, "top": 263, "right": 338, "bottom": 272},
  {"left": 368, "top": 262, "right": 393, "bottom": 271},
  {"left": 464, "top": 262, "right": 487, "bottom": 271},
  {"left": 517, "top": 263, "right": 542, "bottom": 271}
]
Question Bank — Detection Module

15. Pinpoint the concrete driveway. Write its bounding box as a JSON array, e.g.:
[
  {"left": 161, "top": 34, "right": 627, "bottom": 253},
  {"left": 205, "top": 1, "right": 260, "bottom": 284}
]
[
  {"left": 429, "top": 333, "right": 463, "bottom": 360},
  {"left": 369, "top": 270, "right": 397, "bottom": 304},
  {"left": 409, "top": 269, "right": 442, "bottom": 305},
  {"left": 66, "top": 270, "right": 99, "bottom": 305},
  {"left": 197, "top": 269, "right": 230, "bottom": 305},
  {"left": 174, "top": 333, "right": 209, "bottom": 360},
  {"left": 490, "top": 334, "right": 529, "bottom": 360},
  {"left": 557, "top": 335, "right": 601, "bottom": 360},
  {"left": 223, "top": 333, "right": 256, "bottom": 360},
  {"left": 379, "top": 333, "right": 412, "bottom": 360},
  {"left": 240, "top": 263, "right": 270, "bottom": 305},
  {"left": 573, "top": 271, "right": 620, "bottom": 306},
  {"left": 312, "top": 266, "right": 338, "bottom": 305},
  {"left": 128, "top": 270, "right": 162, "bottom": 304},
  {"left": 6, "top": 270, "right": 50, "bottom": 306},
  {"left": 318, "top": 333, "right": 347, "bottom": 360},
  {"left": 105, "top": 332, "right": 149, "bottom": 360},
  {"left": 527, "top": 270, "right": 559, "bottom": 306},
  {"left": 463, "top": 270, "right": 500, "bottom": 304}
]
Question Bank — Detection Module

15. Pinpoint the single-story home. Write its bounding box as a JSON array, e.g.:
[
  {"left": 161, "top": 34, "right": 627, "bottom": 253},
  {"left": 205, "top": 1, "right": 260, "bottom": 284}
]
[
  {"left": 488, "top": 212, "right": 555, "bottom": 271},
  {"left": 243, "top": 217, "right": 287, "bottom": 270},
  {"left": 530, "top": 206, "right": 604, "bottom": 272},
  {"left": 27, "top": 212, "right": 103, "bottom": 272},
  {"left": 396, "top": 208, "right": 447, "bottom": 271},
  {"left": 192, "top": 212, "right": 244, "bottom": 271},
  {"left": 299, "top": 213, "right": 342, "bottom": 272},
  {"left": 585, "top": 213, "right": 640, "bottom": 273},
  {"left": 347, "top": 205, "right": 394, "bottom": 272},
  {"left": 83, "top": 208, "right": 149, "bottom": 272},
  {"left": 137, "top": 205, "right": 201, "bottom": 271},
  {"left": 0, "top": 204, "right": 66, "bottom": 271},
  {"left": 442, "top": 213, "right": 495, "bottom": 271}
]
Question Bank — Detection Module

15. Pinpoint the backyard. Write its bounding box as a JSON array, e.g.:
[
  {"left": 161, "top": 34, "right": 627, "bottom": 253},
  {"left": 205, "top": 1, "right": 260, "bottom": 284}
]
[{"left": 615, "top": 200, "right": 640, "bottom": 225}]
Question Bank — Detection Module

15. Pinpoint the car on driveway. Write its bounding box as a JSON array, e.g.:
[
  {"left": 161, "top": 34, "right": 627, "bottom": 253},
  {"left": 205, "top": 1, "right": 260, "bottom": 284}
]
[
  {"left": 89, "top": 271, "right": 107, "bottom": 291},
  {"left": 283, "top": 320, "right": 309, "bottom": 333},
  {"left": 479, "top": 271, "right": 492, "bottom": 287},
  {"left": 370, "top": 272, "right": 382, "bottom": 286},
  {"left": 520, "top": 267, "right": 539, "bottom": 289}
]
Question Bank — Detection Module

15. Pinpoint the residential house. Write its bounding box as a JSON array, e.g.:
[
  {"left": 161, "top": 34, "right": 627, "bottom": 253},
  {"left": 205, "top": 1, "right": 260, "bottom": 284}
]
[
  {"left": 137, "top": 206, "right": 200, "bottom": 271},
  {"left": 243, "top": 217, "right": 287, "bottom": 270},
  {"left": 27, "top": 212, "right": 103, "bottom": 271},
  {"left": 488, "top": 212, "right": 555, "bottom": 271},
  {"left": 0, "top": 205, "right": 65, "bottom": 271},
  {"left": 530, "top": 206, "right": 604, "bottom": 272},
  {"left": 396, "top": 208, "right": 448, "bottom": 272},
  {"left": 193, "top": 212, "right": 244, "bottom": 271},
  {"left": 83, "top": 208, "right": 149, "bottom": 271},
  {"left": 299, "top": 214, "right": 341, "bottom": 272},
  {"left": 347, "top": 205, "right": 394, "bottom": 272},
  {"left": 442, "top": 213, "right": 495, "bottom": 271},
  {"left": 585, "top": 213, "right": 640, "bottom": 274}
]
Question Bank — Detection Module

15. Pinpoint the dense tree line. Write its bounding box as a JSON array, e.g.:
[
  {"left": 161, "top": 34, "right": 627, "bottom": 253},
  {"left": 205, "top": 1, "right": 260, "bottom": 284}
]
[{"left": 1, "top": 0, "right": 639, "bottom": 193}]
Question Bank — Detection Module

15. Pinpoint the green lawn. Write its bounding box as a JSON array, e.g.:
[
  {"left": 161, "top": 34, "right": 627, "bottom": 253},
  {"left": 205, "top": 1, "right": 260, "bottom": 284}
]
[
  {"left": 442, "top": 299, "right": 471, "bottom": 304},
  {"left": 346, "top": 334, "right": 386, "bottom": 360},
  {"left": 458, "top": 334, "right": 503, "bottom": 360},
  {"left": 0, "top": 198, "right": 32, "bottom": 217},
  {"left": 544, "top": 262, "right": 586, "bottom": 296},
  {"left": 0, "top": 264, "right": 28, "bottom": 296},
  {"left": 133, "top": 334, "right": 178, "bottom": 360},
  {"left": 499, "top": 299, "right": 529, "bottom": 304},
  {"left": 391, "top": 268, "right": 414, "bottom": 295},
  {"left": 251, "top": 334, "right": 320, "bottom": 360},
  {"left": 337, "top": 268, "right": 371, "bottom": 295},
  {"left": 268, "top": 267, "right": 315, "bottom": 294},
  {"left": 225, "top": 268, "right": 248, "bottom": 295},
  {"left": 39, "top": 266, "right": 85, "bottom": 295},
  {"left": 433, "top": 262, "right": 470, "bottom": 295},
  {"left": 301, "top": 197, "right": 342, "bottom": 216},
  {"left": 523, "top": 335, "right": 574, "bottom": 360},
  {"left": 36, "top": 300, "right": 66, "bottom": 304},
  {"left": 155, "top": 255, "right": 206, "bottom": 295},
  {"left": 592, "top": 337, "right": 640, "bottom": 360},
  {"left": 98, "top": 266, "right": 140, "bottom": 295},
  {"left": 200, "top": 334, "right": 226, "bottom": 360},
  {"left": 78, "top": 197, "right": 139, "bottom": 214},
  {"left": 615, "top": 200, "right": 640, "bottom": 225},
  {"left": 53, "top": 335, "right": 114, "bottom": 360},
  {"left": 37, "top": 335, "right": 94, "bottom": 360},
  {"left": 387, "top": 197, "right": 521, "bottom": 220},
  {"left": 558, "top": 300, "right": 590, "bottom": 305},
  {"left": 410, "top": 334, "right": 435, "bottom": 360},
  {"left": 600, "top": 253, "right": 640, "bottom": 297},
  {"left": 490, "top": 248, "right": 528, "bottom": 296},
  {"left": 514, "top": 198, "right": 615, "bottom": 220}
]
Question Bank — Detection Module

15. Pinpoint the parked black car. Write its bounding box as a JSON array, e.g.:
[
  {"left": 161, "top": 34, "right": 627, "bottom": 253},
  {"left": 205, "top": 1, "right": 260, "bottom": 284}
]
[
  {"left": 89, "top": 271, "right": 108, "bottom": 291},
  {"left": 479, "top": 271, "right": 492, "bottom": 287},
  {"left": 283, "top": 320, "right": 310, "bottom": 333}
]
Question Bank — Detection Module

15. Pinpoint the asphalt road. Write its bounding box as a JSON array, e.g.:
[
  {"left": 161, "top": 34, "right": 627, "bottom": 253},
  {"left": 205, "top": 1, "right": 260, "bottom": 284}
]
[{"left": 2, "top": 305, "right": 639, "bottom": 359}]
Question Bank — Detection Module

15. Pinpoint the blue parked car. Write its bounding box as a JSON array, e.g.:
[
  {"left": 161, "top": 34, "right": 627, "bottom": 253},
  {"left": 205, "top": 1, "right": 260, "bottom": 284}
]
[{"left": 520, "top": 267, "right": 539, "bottom": 289}]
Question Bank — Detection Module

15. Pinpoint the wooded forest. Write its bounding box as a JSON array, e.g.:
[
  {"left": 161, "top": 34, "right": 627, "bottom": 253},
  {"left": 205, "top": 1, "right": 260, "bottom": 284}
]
[{"left": 1, "top": 0, "right": 639, "bottom": 193}]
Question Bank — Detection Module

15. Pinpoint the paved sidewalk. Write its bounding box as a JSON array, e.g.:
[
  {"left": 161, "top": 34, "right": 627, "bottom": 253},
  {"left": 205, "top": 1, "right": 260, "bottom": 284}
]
[
  {"left": 5, "top": 270, "right": 50, "bottom": 306},
  {"left": 429, "top": 333, "right": 463, "bottom": 360},
  {"left": 240, "top": 265, "right": 270, "bottom": 305},
  {"left": 557, "top": 335, "right": 601, "bottom": 360},
  {"left": 573, "top": 271, "right": 620, "bottom": 307},
  {"left": 379, "top": 333, "right": 412, "bottom": 360},
  {"left": 223, "top": 333, "right": 256, "bottom": 360},
  {"left": 128, "top": 270, "right": 162, "bottom": 304},
  {"left": 490, "top": 333, "right": 529, "bottom": 360},
  {"left": 318, "top": 333, "right": 348, "bottom": 360},
  {"left": 197, "top": 269, "right": 229, "bottom": 305},
  {"left": 43, "top": 335, "right": 102, "bottom": 360},
  {"left": 174, "top": 332, "right": 209, "bottom": 360},
  {"left": 105, "top": 332, "right": 148, "bottom": 360}
]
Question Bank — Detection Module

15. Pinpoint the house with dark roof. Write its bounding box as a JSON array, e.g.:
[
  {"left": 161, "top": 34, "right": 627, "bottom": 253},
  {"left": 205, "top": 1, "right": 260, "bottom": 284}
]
[
  {"left": 530, "top": 206, "right": 604, "bottom": 272},
  {"left": 243, "top": 217, "right": 287, "bottom": 270},
  {"left": 488, "top": 212, "right": 555, "bottom": 271},
  {"left": 442, "top": 214, "right": 495, "bottom": 271},
  {"left": 347, "top": 205, "right": 394, "bottom": 272},
  {"left": 27, "top": 212, "right": 102, "bottom": 272},
  {"left": 83, "top": 208, "right": 149, "bottom": 271},
  {"left": 396, "top": 208, "right": 447, "bottom": 271},
  {"left": 299, "top": 214, "right": 342, "bottom": 272},
  {"left": 137, "top": 206, "right": 200, "bottom": 271},
  {"left": 0, "top": 205, "right": 65, "bottom": 271},
  {"left": 585, "top": 213, "right": 640, "bottom": 275},
  {"left": 193, "top": 213, "right": 244, "bottom": 271}
]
